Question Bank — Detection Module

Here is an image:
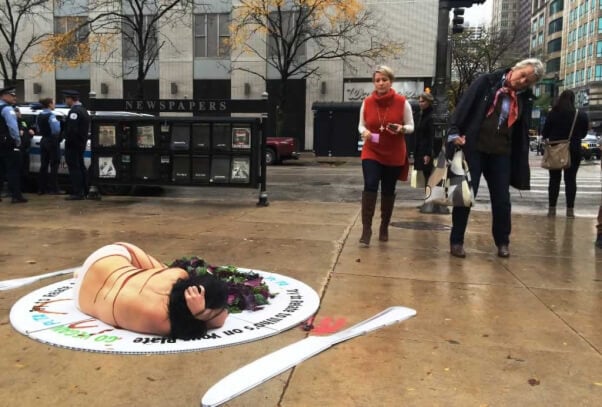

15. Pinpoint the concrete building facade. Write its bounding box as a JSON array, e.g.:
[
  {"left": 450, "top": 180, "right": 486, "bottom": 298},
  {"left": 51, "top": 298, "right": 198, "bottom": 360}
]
[
  {"left": 530, "top": 0, "right": 602, "bottom": 130},
  {"left": 3, "top": 0, "right": 439, "bottom": 151},
  {"left": 491, "top": 0, "right": 532, "bottom": 62}
]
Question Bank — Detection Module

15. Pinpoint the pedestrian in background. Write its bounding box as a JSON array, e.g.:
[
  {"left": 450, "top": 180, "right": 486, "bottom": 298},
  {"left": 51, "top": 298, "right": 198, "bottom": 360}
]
[
  {"left": 0, "top": 86, "right": 27, "bottom": 203},
  {"left": 413, "top": 90, "right": 449, "bottom": 214},
  {"left": 62, "top": 90, "right": 90, "bottom": 200},
  {"left": 358, "top": 65, "right": 414, "bottom": 246},
  {"left": 36, "top": 97, "right": 63, "bottom": 195},
  {"left": 541, "top": 90, "right": 589, "bottom": 219},
  {"left": 15, "top": 107, "right": 35, "bottom": 189},
  {"left": 447, "top": 58, "right": 544, "bottom": 258}
]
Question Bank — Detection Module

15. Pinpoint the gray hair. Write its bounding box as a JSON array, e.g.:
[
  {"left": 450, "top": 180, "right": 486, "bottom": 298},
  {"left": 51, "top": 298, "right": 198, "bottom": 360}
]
[
  {"left": 373, "top": 65, "right": 395, "bottom": 82},
  {"left": 419, "top": 92, "right": 434, "bottom": 104},
  {"left": 513, "top": 58, "right": 545, "bottom": 81}
]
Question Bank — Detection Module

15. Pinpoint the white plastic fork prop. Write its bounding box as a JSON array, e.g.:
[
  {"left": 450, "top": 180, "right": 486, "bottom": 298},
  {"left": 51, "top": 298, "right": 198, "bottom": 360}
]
[
  {"left": 0, "top": 268, "right": 76, "bottom": 291},
  {"left": 201, "top": 306, "right": 417, "bottom": 407}
]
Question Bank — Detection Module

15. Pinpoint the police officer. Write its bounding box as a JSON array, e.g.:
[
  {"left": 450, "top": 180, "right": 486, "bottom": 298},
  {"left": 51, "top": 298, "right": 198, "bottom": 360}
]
[
  {"left": 0, "top": 86, "right": 27, "bottom": 203},
  {"left": 36, "top": 97, "right": 62, "bottom": 194},
  {"left": 15, "top": 106, "right": 35, "bottom": 188},
  {"left": 62, "top": 89, "right": 90, "bottom": 200}
]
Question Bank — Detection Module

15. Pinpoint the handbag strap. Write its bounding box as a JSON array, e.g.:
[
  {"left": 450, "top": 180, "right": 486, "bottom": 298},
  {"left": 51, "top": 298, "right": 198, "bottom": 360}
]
[{"left": 567, "top": 109, "right": 578, "bottom": 141}]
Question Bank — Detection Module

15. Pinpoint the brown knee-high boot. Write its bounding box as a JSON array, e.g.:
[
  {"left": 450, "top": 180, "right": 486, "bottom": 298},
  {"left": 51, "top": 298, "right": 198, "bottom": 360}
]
[
  {"left": 379, "top": 194, "right": 395, "bottom": 241},
  {"left": 360, "top": 191, "right": 377, "bottom": 247}
]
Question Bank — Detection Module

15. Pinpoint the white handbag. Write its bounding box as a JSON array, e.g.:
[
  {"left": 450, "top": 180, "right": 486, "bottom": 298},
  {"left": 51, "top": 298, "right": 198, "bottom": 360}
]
[{"left": 424, "top": 148, "right": 474, "bottom": 208}]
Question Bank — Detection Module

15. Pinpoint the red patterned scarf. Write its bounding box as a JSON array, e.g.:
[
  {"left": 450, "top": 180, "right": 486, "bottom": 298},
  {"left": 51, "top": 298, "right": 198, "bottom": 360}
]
[{"left": 487, "top": 80, "right": 518, "bottom": 127}]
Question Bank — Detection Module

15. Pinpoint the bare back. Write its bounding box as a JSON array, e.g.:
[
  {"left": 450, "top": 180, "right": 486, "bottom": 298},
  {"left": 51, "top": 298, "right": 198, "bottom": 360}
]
[{"left": 77, "top": 247, "right": 188, "bottom": 336}]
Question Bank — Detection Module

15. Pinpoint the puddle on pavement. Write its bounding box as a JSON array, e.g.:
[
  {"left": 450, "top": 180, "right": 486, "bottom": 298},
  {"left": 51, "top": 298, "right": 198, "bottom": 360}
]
[{"left": 390, "top": 221, "right": 451, "bottom": 231}]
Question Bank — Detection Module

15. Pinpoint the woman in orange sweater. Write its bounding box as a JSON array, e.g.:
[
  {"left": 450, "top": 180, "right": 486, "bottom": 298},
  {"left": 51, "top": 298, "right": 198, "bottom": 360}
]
[{"left": 358, "top": 65, "right": 414, "bottom": 246}]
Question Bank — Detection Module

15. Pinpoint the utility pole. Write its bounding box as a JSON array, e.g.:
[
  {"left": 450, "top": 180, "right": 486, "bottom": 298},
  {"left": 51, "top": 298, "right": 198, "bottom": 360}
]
[{"left": 433, "top": 1, "right": 486, "bottom": 128}]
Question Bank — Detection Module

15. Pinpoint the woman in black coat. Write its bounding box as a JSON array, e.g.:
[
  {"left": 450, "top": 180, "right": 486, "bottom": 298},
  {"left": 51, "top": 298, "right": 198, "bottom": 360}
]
[
  {"left": 414, "top": 92, "right": 434, "bottom": 183},
  {"left": 446, "top": 58, "right": 544, "bottom": 258},
  {"left": 413, "top": 92, "right": 447, "bottom": 213},
  {"left": 542, "top": 90, "right": 589, "bottom": 218}
]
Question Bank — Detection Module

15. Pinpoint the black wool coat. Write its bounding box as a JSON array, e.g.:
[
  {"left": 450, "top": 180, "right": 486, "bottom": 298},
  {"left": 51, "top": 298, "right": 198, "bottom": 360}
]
[
  {"left": 447, "top": 68, "right": 534, "bottom": 190},
  {"left": 413, "top": 106, "right": 434, "bottom": 171}
]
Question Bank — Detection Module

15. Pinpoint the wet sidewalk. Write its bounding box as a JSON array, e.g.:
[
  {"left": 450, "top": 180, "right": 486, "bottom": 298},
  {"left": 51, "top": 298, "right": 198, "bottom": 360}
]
[{"left": 0, "top": 194, "right": 600, "bottom": 406}]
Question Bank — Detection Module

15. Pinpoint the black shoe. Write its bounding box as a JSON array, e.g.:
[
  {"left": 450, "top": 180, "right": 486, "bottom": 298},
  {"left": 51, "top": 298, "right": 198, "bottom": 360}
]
[
  {"left": 450, "top": 244, "right": 466, "bottom": 258},
  {"left": 47, "top": 190, "right": 65, "bottom": 195},
  {"left": 497, "top": 245, "right": 510, "bottom": 258},
  {"left": 11, "top": 197, "right": 28, "bottom": 204},
  {"left": 65, "top": 195, "right": 85, "bottom": 201}
]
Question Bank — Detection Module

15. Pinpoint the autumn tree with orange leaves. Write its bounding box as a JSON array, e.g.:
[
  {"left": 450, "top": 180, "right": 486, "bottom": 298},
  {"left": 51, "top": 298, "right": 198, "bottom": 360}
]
[
  {"left": 230, "top": 0, "right": 404, "bottom": 137},
  {"left": 34, "top": 0, "right": 193, "bottom": 98}
]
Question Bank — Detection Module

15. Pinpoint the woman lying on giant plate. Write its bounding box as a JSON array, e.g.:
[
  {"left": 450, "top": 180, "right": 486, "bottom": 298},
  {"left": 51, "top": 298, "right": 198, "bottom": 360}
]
[{"left": 74, "top": 242, "right": 260, "bottom": 340}]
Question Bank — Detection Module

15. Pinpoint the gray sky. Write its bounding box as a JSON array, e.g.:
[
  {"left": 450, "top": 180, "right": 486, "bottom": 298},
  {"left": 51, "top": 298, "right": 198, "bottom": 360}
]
[{"left": 464, "top": 0, "right": 492, "bottom": 25}]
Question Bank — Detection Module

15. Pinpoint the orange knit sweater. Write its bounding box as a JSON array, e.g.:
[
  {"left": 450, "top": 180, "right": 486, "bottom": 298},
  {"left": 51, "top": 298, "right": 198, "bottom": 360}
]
[{"left": 360, "top": 89, "right": 408, "bottom": 167}]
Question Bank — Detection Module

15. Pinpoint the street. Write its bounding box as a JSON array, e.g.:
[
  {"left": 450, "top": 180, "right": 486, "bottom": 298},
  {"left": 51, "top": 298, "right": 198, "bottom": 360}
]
[
  {"left": 0, "top": 151, "right": 600, "bottom": 407},
  {"left": 162, "top": 153, "right": 601, "bottom": 218}
]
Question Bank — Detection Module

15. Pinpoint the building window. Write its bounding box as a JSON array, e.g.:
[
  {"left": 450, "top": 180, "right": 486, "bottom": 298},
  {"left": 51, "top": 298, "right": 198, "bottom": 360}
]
[
  {"left": 548, "top": 18, "right": 563, "bottom": 35},
  {"left": 122, "top": 16, "right": 158, "bottom": 60},
  {"left": 548, "top": 38, "right": 562, "bottom": 53},
  {"left": 194, "top": 13, "right": 230, "bottom": 58},
  {"left": 547, "top": 57, "right": 561, "bottom": 72},
  {"left": 54, "top": 16, "right": 89, "bottom": 59},
  {"left": 549, "top": 0, "right": 563, "bottom": 14},
  {"left": 595, "top": 65, "right": 602, "bottom": 80},
  {"left": 267, "top": 11, "right": 306, "bottom": 60}
]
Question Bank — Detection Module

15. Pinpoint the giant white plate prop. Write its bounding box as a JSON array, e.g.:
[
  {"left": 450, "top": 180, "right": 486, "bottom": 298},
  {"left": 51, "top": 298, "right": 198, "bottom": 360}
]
[{"left": 10, "top": 268, "right": 320, "bottom": 354}]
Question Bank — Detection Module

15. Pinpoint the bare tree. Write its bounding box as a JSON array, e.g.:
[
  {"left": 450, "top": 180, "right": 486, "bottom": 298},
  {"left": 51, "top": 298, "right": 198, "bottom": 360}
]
[
  {"left": 0, "top": 0, "right": 51, "bottom": 86},
  {"left": 449, "top": 27, "right": 517, "bottom": 108},
  {"left": 35, "top": 0, "right": 193, "bottom": 98},
  {"left": 230, "top": 0, "right": 404, "bottom": 136}
]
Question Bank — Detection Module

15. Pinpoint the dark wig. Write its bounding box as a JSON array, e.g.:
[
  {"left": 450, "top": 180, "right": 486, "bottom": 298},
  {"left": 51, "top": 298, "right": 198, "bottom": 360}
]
[{"left": 167, "top": 274, "right": 228, "bottom": 340}]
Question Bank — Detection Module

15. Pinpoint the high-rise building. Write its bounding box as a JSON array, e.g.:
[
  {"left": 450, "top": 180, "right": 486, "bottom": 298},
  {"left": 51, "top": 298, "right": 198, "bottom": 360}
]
[
  {"left": 491, "top": 0, "right": 531, "bottom": 61},
  {"left": 529, "top": 0, "right": 602, "bottom": 130}
]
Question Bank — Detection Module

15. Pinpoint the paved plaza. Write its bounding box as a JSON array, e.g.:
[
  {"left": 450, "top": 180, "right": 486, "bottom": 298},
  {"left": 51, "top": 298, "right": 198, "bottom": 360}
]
[{"left": 0, "top": 159, "right": 600, "bottom": 407}]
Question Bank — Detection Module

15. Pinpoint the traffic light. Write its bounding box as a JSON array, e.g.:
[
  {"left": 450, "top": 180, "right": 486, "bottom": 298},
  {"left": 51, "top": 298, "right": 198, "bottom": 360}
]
[{"left": 452, "top": 8, "right": 465, "bottom": 34}]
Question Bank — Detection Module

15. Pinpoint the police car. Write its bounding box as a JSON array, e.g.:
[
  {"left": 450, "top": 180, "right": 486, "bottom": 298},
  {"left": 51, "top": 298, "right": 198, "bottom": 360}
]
[{"left": 18, "top": 104, "right": 152, "bottom": 193}]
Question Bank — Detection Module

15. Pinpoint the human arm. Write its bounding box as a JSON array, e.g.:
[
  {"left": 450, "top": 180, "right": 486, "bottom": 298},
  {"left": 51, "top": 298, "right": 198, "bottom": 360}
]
[
  {"left": 447, "top": 73, "right": 492, "bottom": 146},
  {"left": 50, "top": 113, "right": 61, "bottom": 136},
  {"left": 423, "top": 115, "right": 435, "bottom": 164},
  {"left": 576, "top": 110, "right": 590, "bottom": 140},
  {"left": 358, "top": 101, "right": 372, "bottom": 141},
  {"left": 184, "top": 285, "right": 228, "bottom": 328},
  {"left": 185, "top": 285, "right": 207, "bottom": 317},
  {"left": 386, "top": 100, "right": 415, "bottom": 135},
  {"left": 1, "top": 106, "right": 20, "bottom": 146}
]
